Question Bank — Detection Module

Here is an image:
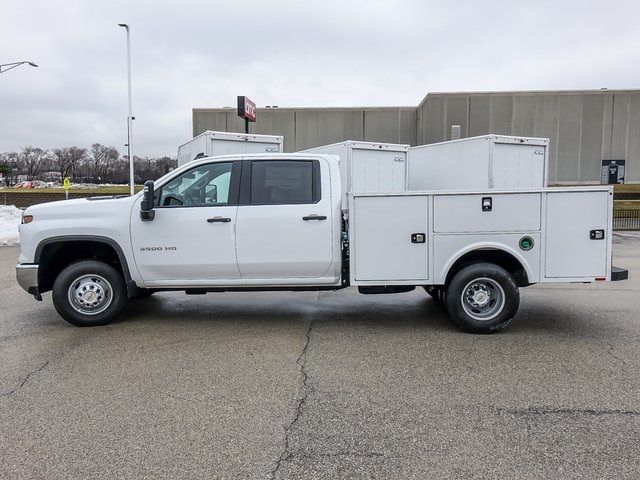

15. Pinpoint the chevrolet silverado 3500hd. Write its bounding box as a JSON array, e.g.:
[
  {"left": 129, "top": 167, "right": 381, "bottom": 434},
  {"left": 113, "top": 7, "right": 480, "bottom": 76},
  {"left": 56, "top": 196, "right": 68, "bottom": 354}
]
[{"left": 16, "top": 153, "right": 627, "bottom": 333}]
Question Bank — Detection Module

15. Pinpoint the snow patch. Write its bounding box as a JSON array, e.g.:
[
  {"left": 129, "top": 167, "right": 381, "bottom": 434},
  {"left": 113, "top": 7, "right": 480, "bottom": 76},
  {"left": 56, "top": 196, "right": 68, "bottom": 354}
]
[{"left": 0, "top": 205, "right": 22, "bottom": 246}]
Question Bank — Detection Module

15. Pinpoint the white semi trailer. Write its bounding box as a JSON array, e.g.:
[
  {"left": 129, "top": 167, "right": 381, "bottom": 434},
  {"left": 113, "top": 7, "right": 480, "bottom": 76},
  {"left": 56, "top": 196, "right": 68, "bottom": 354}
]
[
  {"left": 16, "top": 151, "right": 627, "bottom": 333},
  {"left": 177, "top": 131, "right": 283, "bottom": 166}
]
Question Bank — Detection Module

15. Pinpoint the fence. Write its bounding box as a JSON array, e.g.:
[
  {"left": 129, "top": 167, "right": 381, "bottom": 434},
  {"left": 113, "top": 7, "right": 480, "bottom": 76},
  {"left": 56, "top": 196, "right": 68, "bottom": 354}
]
[
  {"left": 1, "top": 189, "right": 135, "bottom": 208},
  {"left": 613, "top": 209, "right": 640, "bottom": 230}
]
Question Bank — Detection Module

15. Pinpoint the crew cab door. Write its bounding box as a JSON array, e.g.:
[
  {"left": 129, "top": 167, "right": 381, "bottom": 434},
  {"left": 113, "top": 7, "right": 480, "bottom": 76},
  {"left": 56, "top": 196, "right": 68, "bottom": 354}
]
[
  {"left": 131, "top": 161, "right": 241, "bottom": 283},
  {"left": 235, "top": 159, "right": 334, "bottom": 279}
]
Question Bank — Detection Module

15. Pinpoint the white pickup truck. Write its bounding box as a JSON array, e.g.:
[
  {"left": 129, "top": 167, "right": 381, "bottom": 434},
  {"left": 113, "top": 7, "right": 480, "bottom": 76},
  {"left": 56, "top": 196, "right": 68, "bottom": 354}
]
[{"left": 16, "top": 153, "right": 627, "bottom": 333}]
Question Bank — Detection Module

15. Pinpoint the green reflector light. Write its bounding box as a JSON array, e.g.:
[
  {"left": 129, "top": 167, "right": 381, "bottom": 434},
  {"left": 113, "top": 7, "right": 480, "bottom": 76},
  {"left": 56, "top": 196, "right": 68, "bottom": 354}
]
[{"left": 519, "top": 236, "right": 534, "bottom": 251}]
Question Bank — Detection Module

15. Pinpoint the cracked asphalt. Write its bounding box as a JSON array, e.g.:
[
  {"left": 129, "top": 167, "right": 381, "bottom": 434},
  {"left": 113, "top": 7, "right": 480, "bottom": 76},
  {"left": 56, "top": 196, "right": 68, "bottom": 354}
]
[{"left": 1, "top": 233, "right": 639, "bottom": 479}]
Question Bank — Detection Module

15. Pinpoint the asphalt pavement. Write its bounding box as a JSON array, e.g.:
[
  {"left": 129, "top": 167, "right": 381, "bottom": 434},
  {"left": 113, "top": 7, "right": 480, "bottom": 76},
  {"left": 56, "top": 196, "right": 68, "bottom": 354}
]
[{"left": 1, "top": 234, "right": 639, "bottom": 479}]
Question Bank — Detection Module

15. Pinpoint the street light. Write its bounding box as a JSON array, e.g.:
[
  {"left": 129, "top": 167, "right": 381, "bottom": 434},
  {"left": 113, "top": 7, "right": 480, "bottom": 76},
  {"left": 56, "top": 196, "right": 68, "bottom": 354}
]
[
  {"left": 0, "top": 61, "right": 39, "bottom": 74},
  {"left": 118, "top": 23, "right": 135, "bottom": 195}
]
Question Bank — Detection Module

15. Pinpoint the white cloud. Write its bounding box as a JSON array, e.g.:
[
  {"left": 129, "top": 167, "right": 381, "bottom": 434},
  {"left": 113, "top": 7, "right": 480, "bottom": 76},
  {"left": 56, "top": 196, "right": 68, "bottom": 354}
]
[{"left": 0, "top": 0, "right": 638, "bottom": 157}]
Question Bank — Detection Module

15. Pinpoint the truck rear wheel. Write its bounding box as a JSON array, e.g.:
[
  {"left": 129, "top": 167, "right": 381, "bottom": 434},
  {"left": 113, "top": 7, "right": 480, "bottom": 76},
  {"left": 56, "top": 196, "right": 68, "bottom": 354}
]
[
  {"left": 445, "top": 263, "right": 519, "bottom": 334},
  {"left": 52, "top": 260, "right": 128, "bottom": 327}
]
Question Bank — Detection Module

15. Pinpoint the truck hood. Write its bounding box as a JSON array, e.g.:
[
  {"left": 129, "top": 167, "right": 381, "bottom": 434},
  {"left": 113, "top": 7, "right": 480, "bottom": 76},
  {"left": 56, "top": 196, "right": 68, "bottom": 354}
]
[
  {"left": 18, "top": 194, "right": 142, "bottom": 265},
  {"left": 24, "top": 195, "right": 139, "bottom": 219}
]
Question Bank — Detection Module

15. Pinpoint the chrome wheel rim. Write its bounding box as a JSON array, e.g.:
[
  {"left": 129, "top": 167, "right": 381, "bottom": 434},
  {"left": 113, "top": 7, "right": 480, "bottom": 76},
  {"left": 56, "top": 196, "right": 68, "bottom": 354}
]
[
  {"left": 68, "top": 274, "right": 113, "bottom": 315},
  {"left": 461, "top": 277, "right": 505, "bottom": 321}
]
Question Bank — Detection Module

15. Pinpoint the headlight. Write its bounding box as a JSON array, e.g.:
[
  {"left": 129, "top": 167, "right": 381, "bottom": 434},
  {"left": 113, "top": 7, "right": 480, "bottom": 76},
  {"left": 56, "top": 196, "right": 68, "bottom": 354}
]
[{"left": 22, "top": 214, "right": 33, "bottom": 224}]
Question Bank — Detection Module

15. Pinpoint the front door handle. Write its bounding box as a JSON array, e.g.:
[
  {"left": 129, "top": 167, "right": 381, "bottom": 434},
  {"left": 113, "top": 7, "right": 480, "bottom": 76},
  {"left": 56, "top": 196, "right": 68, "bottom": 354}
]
[
  {"left": 303, "top": 215, "right": 327, "bottom": 221},
  {"left": 207, "top": 217, "right": 231, "bottom": 223}
]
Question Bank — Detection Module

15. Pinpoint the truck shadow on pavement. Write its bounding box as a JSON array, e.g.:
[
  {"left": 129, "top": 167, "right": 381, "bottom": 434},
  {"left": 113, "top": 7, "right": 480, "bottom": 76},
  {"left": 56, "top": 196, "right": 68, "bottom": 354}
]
[
  {"left": 116, "top": 290, "right": 458, "bottom": 333},
  {"left": 114, "top": 288, "right": 618, "bottom": 339}
]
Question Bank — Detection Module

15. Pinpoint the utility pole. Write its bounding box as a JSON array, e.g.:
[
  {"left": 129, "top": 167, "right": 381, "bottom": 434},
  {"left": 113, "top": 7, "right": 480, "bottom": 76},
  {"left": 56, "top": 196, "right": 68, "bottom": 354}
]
[{"left": 118, "top": 24, "right": 135, "bottom": 195}]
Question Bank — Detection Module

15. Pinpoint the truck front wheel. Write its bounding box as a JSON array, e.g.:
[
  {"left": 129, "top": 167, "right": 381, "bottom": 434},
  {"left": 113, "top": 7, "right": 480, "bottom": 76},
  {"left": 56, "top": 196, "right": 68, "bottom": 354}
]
[
  {"left": 445, "top": 263, "right": 519, "bottom": 334},
  {"left": 52, "top": 260, "right": 128, "bottom": 327}
]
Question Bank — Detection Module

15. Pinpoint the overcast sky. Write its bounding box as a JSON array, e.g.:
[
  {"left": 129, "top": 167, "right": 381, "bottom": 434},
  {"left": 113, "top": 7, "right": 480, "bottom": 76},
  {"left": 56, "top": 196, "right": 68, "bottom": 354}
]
[{"left": 1, "top": 0, "right": 638, "bottom": 157}]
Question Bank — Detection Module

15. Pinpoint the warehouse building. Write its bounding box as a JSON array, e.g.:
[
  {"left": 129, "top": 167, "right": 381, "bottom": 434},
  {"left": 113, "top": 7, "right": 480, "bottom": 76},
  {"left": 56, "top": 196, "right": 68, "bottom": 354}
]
[{"left": 193, "top": 89, "right": 640, "bottom": 184}]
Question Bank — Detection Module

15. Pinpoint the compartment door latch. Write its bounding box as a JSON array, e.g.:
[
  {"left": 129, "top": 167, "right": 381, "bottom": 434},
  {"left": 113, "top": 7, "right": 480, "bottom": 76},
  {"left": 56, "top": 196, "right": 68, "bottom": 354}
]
[{"left": 411, "top": 233, "right": 426, "bottom": 244}]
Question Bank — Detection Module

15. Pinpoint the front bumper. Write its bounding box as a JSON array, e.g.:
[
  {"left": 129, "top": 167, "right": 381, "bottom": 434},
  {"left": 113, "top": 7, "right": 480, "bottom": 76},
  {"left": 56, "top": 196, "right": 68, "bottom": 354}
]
[{"left": 16, "top": 264, "right": 42, "bottom": 300}]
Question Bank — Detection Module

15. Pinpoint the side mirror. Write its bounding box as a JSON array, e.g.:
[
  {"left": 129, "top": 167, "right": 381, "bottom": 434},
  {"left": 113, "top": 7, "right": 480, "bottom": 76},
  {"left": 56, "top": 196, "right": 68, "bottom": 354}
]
[{"left": 140, "top": 180, "right": 156, "bottom": 221}]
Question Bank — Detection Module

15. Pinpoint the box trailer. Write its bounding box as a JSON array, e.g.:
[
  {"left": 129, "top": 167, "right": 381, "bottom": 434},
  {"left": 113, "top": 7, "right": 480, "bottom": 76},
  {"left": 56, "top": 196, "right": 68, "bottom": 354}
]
[
  {"left": 177, "top": 131, "right": 283, "bottom": 166},
  {"left": 300, "top": 141, "right": 409, "bottom": 203},
  {"left": 407, "top": 135, "right": 549, "bottom": 191}
]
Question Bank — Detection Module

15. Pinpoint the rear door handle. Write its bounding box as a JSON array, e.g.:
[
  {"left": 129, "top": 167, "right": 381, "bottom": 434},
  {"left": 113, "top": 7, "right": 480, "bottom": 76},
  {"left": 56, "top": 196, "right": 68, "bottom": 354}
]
[
  {"left": 303, "top": 215, "right": 327, "bottom": 221},
  {"left": 207, "top": 217, "right": 231, "bottom": 223}
]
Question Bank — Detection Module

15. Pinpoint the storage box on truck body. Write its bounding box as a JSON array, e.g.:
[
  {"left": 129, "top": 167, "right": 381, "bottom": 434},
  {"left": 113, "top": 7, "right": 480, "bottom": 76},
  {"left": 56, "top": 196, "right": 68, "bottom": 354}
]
[
  {"left": 300, "top": 141, "right": 409, "bottom": 205},
  {"left": 407, "top": 135, "right": 549, "bottom": 191},
  {"left": 177, "top": 131, "right": 283, "bottom": 166}
]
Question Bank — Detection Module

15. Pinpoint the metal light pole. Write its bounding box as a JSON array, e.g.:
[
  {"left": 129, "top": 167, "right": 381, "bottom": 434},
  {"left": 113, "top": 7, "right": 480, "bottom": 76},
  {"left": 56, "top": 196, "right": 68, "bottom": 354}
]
[
  {"left": 0, "top": 61, "right": 38, "bottom": 74},
  {"left": 118, "top": 24, "right": 135, "bottom": 195}
]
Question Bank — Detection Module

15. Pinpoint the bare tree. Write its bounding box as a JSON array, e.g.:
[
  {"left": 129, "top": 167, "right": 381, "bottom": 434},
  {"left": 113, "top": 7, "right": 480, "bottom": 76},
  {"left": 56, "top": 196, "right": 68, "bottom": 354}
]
[
  {"left": 0, "top": 153, "right": 11, "bottom": 186},
  {"left": 133, "top": 156, "right": 177, "bottom": 183},
  {"left": 52, "top": 147, "right": 87, "bottom": 181},
  {"left": 89, "top": 143, "right": 119, "bottom": 182},
  {"left": 1, "top": 146, "right": 176, "bottom": 184},
  {"left": 20, "top": 146, "right": 49, "bottom": 181},
  {"left": 3, "top": 152, "right": 21, "bottom": 185},
  {"left": 155, "top": 156, "right": 178, "bottom": 175}
]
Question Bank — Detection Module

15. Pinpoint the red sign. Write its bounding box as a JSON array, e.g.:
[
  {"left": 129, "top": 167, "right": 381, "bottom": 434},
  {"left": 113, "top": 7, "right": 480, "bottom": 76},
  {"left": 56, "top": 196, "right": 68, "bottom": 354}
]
[{"left": 237, "top": 96, "right": 256, "bottom": 122}]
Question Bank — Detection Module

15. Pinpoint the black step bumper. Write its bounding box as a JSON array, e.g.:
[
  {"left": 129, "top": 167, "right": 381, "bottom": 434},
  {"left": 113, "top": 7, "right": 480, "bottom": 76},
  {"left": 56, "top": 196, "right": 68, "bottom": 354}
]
[{"left": 611, "top": 266, "right": 629, "bottom": 281}]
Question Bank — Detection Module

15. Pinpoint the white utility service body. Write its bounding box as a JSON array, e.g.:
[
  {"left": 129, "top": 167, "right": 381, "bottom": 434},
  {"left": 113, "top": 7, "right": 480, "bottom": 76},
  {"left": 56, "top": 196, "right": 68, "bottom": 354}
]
[
  {"left": 177, "top": 130, "right": 283, "bottom": 166},
  {"left": 349, "top": 188, "right": 614, "bottom": 286},
  {"left": 16, "top": 150, "right": 626, "bottom": 333},
  {"left": 301, "top": 141, "right": 409, "bottom": 203},
  {"left": 408, "top": 135, "right": 549, "bottom": 191}
]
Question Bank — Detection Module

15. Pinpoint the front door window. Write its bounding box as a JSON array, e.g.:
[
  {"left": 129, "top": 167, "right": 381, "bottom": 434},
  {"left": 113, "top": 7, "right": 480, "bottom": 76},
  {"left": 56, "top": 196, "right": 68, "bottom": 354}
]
[{"left": 159, "top": 162, "right": 233, "bottom": 207}]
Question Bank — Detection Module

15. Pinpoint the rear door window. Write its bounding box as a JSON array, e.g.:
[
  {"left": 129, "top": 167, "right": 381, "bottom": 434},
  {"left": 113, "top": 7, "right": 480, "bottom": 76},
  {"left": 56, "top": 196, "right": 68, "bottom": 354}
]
[{"left": 250, "top": 160, "right": 319, "bottom": 205}]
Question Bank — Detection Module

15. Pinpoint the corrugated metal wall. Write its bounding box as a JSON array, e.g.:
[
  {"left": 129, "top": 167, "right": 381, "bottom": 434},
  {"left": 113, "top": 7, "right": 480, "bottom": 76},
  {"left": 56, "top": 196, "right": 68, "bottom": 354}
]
[
  {"left": 417, "top": 90, "right": 640, "bottom": 184},
  {"left": 193, "top": 107, "right": 417, "bottom": 152},
  {"left": 193, "top": 89, "right": 640, "bottom": 184}
]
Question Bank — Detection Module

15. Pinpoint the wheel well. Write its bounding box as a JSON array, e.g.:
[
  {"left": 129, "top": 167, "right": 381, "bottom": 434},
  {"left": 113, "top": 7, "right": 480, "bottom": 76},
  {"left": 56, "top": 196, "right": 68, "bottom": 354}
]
[
  {"left": 445, "top": 249, "right": 530, "bottom": 287},
  {"left": 37, "top": 240, "right": 127, "bottom": 293}
]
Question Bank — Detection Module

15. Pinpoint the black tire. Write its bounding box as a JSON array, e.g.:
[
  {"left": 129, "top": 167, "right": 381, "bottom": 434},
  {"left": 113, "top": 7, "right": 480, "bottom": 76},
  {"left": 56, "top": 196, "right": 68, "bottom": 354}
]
[
  {"left": 52, "top": 260, "right": 128, "bottom": 327},
  {"left": 445, "top": 263, "right": 519, "bottom": 334}
]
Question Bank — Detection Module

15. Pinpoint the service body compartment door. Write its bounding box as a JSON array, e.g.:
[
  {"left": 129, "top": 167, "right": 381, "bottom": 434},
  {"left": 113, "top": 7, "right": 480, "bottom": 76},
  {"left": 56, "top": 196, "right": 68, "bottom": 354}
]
[
  {"left": 352, "top": 195, "right": 428, "bottom": 282},
  {"left": 434, "top": 193, "right": 541, "bottom": 233},
  {"left": 492, "top": 143, "right": 546, "bottom": 189},
  {"left": 351, "top": 149, "right": 406, "bottom": 194},
  {"left": 545, "top": 191, "right": 609, "bottom": 278},
  {"left": 210, "top": 139, "right": 280, "bottom": 156}
]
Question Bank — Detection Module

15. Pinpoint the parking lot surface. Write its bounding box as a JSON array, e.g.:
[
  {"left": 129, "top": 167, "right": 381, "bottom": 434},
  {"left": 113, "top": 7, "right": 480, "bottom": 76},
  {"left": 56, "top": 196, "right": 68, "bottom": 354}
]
[{"left": 1, "top": 234, "right": 639, "bottom": 479}]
